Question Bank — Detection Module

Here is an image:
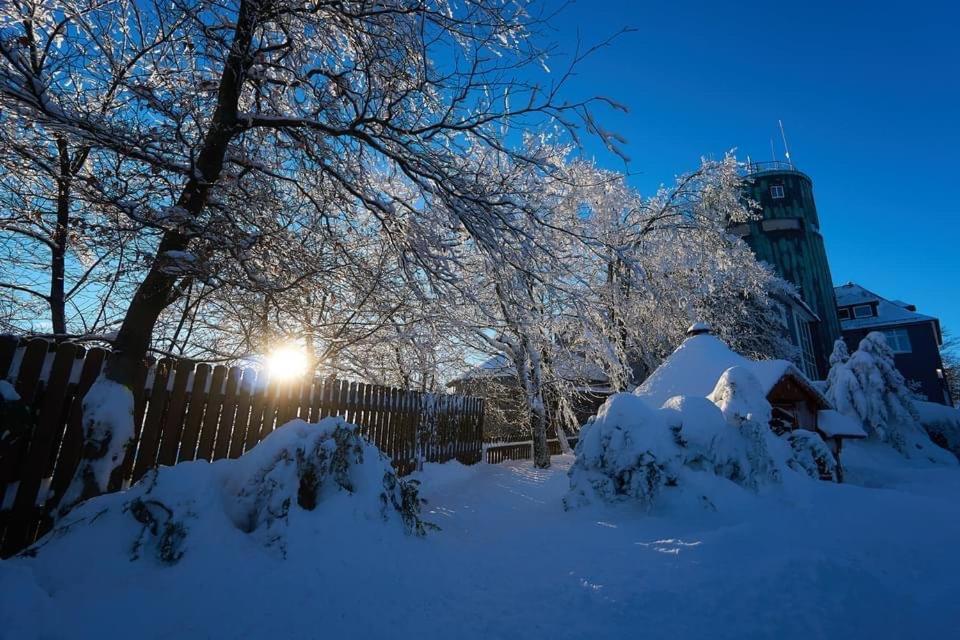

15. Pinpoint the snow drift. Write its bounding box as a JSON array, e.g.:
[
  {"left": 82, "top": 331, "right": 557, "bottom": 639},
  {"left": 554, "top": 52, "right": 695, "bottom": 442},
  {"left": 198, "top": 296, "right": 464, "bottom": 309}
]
[{"left": 22, "top": 418, "right": 432, "bottom": 566}]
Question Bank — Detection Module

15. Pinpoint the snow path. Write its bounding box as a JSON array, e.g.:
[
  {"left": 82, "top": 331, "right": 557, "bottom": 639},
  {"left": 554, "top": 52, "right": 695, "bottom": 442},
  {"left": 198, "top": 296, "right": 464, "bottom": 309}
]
[{"left": 3, "top": 451, "right": 960, "bottom": 639}]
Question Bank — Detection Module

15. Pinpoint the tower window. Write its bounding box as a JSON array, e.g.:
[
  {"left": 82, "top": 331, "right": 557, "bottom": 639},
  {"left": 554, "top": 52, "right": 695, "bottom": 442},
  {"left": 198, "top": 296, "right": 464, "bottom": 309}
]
[
  {"left": 838, "top": 308, "right": 850, "bottom": 320},
  {"left": 853, "top": 304, "right": 873, "bottom": 318},
  {"left": 770, "top": 185, "right": 785, "bottom": 199}
]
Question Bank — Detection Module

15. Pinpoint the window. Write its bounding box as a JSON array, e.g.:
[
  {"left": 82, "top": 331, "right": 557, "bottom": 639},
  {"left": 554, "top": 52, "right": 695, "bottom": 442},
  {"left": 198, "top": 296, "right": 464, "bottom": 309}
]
[
  {"left": 853, "top": 304, "right": 873, "bottom": 318},
  {"left": 838, "top": 308, "right": 850, "bottom": 320},
  {"left": 761, "top": 218, "right": 801, "bottom": 232},
  {"left": 770, "top": 185, "right": 785, "bottom": 199},
  {"left": 797, "top": 320, "right": 818, "bottom": 379},
  {"left": 883, "top": 328, "right": 912, "bottom": 353}
]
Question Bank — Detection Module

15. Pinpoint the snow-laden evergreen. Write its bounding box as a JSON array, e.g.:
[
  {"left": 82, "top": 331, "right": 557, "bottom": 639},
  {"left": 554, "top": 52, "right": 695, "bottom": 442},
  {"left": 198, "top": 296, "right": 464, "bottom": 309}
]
[{"left": 825, "top": 332, "right": 954, "bottom": 463}]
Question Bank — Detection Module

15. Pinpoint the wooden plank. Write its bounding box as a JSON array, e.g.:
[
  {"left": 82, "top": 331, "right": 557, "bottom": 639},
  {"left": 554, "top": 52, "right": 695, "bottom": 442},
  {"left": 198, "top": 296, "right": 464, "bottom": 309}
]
[
  {"left": 307, "top": 377, "right": 324, "bottom": 423},
  {"left": 243, "top": 375, "right": 270, "bottom": 452},
  {"left": 229, "top": 369, "right": 257, "bottom": 457},
  {"left": 195, "top": 365, "right": 227, "bottom": 461},
  {"left": 212, "top": 367, "right": 242, "bottom": 460},
  {"left": 2, "top": 339, "right": 48, "bottom": 491},
  {"left": 111, "top": 357, "right": 150, "bottom": 491},
  {"left": 177, "top": 363, "right": 210, "bottom": 463},
  {"left": 0, "top": 334, "right": 17, "bottom": 379},
  {"left": 131, "top": 359, "right": 172, "bottom": 481},
  {"left": 47, "top": 348, "right": 107, "bottom": 510},
  {"left": 156, "top": 359, "right": 194, "bottom": 466},
  {"left": 4, "top": 342, "right": 79, "bottom": 551}
]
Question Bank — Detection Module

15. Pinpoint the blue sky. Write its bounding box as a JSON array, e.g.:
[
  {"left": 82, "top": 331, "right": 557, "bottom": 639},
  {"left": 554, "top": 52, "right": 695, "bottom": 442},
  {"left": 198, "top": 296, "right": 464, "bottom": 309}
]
[{"left": 540, "top": 0, "right": 959, "bottom": 333}]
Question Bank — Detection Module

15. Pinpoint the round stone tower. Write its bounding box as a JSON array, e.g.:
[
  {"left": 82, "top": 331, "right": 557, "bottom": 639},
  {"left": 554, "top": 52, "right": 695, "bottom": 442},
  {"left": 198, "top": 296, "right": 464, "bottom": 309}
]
[{"left": 732, "top": 161, "right": 841, "bottom": 378}]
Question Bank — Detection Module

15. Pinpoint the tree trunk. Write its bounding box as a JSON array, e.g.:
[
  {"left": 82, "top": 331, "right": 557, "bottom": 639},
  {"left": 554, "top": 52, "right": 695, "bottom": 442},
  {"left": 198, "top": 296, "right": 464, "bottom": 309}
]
[
  {"left": 49, "top": 137, "right": 70, "bottom": 336},
  {"left": 530, "top": 401, "right": 550, "bottom": 468},
  {"left": 64, "top": 0, "right": 261, "bottom": 511}
]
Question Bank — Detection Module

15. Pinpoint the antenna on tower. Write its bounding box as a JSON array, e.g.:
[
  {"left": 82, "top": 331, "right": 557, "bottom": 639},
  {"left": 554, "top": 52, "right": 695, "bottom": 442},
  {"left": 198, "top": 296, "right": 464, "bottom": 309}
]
[
  {"left": 770, "top": 138, "right": 777, "bottom": 162},
  {"left": 779, "top": 119, "right": 793, "bottom": 167}
]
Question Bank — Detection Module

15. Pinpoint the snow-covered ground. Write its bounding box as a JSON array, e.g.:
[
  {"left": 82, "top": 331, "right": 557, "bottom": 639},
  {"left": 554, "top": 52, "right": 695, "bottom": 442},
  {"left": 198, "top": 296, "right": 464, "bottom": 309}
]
[{"left": 2, "top": 440, "right": 959, "bottom": 640}]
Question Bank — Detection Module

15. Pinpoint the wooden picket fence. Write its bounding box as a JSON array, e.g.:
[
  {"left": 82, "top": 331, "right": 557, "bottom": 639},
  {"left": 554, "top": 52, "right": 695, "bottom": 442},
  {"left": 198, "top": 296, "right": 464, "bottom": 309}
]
[
  {"left": 0, "top": 336, "right": 484, "bottom": 557},
  {"left": 484, "top": 437, "right": 578, "bottom": 464}
]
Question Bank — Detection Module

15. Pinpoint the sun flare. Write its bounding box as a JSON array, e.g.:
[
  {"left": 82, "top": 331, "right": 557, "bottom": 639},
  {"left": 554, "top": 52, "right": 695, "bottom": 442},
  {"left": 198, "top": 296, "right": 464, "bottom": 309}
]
[{"left": 266, "top": 345, "right": 309, "bottom": 381}]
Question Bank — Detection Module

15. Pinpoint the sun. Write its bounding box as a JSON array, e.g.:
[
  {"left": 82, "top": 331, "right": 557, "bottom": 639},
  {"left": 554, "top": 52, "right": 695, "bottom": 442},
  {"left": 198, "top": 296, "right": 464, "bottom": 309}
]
[{"left": 266, "top": 344, "right": 309, "bottom": 381}]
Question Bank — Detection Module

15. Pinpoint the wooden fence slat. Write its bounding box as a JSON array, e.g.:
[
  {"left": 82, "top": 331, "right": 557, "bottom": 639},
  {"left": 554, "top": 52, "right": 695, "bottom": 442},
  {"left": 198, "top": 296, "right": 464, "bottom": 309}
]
[
  {"left": 229, "top": 369, "right": 257, "bottom": 458},
  {"left": 47, "top": 347, "right": 107, "bottom": 510},
  {"left": 243, "top": 376, "right": 271, "bottom": 453},
  {"left": 177, "top": 363, "right": 211, "bottom": 463},
  {"left": 111, "top": 358, "right": 150, "bottom": 491},
  {"left": 195, "top": 365, "right": 227, "bottom": 461},
  {"left": 2, "top": 339, "right": 48, "bottom": 492},
  {"left": 131, "top": 359, "right": 172, "bottom": 481},
  {"left": 4, "top": 342, "right": 79, "bottom": 552},
  {"left": 157, "top": 360, "right": 195, "bottom": 466},
  {"left": 212, "top": 367, "right": 242, "bottom": 460}
]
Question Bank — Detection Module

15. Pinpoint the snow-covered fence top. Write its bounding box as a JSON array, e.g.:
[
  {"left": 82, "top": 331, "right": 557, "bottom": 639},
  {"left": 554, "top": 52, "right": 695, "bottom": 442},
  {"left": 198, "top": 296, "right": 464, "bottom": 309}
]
[{"left": 0, "top": 336, "right": 484, "bottom": 557}]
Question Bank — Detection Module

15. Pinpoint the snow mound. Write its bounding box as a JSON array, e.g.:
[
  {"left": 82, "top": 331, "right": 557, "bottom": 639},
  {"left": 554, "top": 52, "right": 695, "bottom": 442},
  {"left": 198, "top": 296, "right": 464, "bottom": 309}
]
[
  {"left": 635, "top": 333, "right": 812, "bottom": 408},
  {"left": 24, "top": 418, "right": 433, "bottom": 567},
  {"left": 566, "top": 370, "right": 828, "bottom": 511}
]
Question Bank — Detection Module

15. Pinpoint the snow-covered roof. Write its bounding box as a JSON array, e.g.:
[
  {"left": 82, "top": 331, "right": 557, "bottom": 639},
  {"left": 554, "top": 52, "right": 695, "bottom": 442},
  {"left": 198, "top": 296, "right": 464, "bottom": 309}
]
[
  {"left": 635, "top": 334, "right": 824, "bottom": 408},
  {"left": 834, "top": 283, "right": 938, "bottom": 331},
  {"left": 817, "top": 409, "right": 867, "bottom": 439}
]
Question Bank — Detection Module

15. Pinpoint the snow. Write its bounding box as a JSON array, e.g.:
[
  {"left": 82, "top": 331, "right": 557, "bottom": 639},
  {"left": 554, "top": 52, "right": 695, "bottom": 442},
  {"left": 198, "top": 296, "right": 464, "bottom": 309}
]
[
  {"left": 3, "top": 446, "right": 960, "bottom": 639},
  {"left": 67, "top": 378, "right": 135, "bottom": 500},
  {"left": 817, "top": 409, "right": 867, "bottom": 438},
  {"left": 635, "top": 333, "right": 816, "bottom": 408}
]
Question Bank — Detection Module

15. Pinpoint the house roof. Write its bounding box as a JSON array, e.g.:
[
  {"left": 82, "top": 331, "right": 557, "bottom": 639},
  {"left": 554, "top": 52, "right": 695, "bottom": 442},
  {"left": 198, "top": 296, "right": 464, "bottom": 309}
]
[
  {"left": 817, "top": 409, "right": 867, "bottom": 439},
  {"left": 834, "top": 282, "right": 938, "bottom": 332},
  {"left": 635, "top": 333, "right": 827, "bottom": 408}
]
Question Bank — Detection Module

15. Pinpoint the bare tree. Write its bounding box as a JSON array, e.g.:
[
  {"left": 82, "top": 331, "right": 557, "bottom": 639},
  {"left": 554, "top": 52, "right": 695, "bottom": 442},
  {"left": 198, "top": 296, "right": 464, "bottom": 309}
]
[{"left": 1, "top": 0, "right": 623, "bottom": 505}]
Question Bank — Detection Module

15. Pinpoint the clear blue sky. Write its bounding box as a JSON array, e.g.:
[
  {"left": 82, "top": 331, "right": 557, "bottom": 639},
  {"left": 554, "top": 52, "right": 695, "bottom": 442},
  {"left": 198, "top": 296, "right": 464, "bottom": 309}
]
[{"left": 541, "top": 0, "right": 959, "bottom": 333}]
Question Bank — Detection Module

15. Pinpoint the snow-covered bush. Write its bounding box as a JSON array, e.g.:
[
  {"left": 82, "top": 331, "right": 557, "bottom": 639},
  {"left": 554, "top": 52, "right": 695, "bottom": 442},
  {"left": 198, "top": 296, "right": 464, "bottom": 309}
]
[
  {"left": 783, "top": 430, "right": 837, "bottom": 481},
  {"left": 916, "top": 401, "right": 960, "bottom": 461},
  {"left": 31, "top": 418, "right": 434, "bottom": 564},
  {"left": 826, "top": 333, "right": 954, "bottom": 463}
]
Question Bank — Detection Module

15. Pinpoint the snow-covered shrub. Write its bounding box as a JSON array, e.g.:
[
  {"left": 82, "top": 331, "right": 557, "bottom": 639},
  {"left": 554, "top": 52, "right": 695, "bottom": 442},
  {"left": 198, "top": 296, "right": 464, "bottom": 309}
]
[
  {"left": 565, "top": 367, "right": 798, "bottom": 511},
  {"left": 826, "top": 333, "right": 954, "bottom": 463},
  {"left": 564, "top": 394, "right": 677, "bottom": 510},
  {"left": 783, "top": 430, "right": 837, "bottom": 481},
  {"left": 32, "top": 418, "right": 434, "bottom": 564},
  {"left": 916, "top": 401, "right": 960, "bottom": 461},
  {"left": 707, "top": 366, "right": 782, "bottom": 487}
]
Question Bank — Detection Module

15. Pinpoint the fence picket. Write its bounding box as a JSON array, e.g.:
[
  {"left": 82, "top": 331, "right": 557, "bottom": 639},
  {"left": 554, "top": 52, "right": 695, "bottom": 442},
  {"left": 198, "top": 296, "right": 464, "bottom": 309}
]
[
  {"left": 132, "top": 358, "right": 173, "bottom": 481},
  {"left": 177, "top": 363, "right": 211, "bottom": 463},
  {"left": 157, "top": 360, "right": 195, "bottom": 466}
]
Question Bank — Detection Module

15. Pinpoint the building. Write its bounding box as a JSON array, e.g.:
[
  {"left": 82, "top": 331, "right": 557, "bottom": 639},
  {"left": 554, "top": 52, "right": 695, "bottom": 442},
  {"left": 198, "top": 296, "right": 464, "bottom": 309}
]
[
  {"left": 730, "top": 161, "right": 842, "bottom": 378},
  {"left": 835, "top": 282, "right": 952, "bottom": 405},
  {"left": 636, "top": 324, "right": 866, "bottom": 478}
]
